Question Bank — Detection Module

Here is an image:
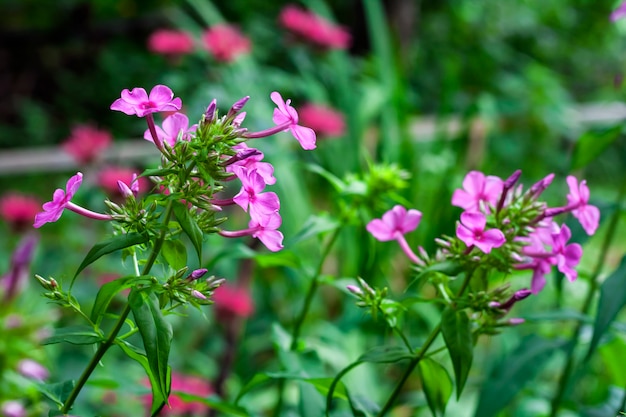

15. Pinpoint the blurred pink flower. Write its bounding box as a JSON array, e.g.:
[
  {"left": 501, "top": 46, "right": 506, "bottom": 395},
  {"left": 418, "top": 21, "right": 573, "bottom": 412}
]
[
  {"left": 147, "top": 29, "right": 194, "bottom": 55},
  {"left": 213, "top": 282, "right": 255, "bottom": 318},
  {"left": 144, "top": 372, "right": 212, "bottom": 416},
  {"left": 201, "top": 24, "right": 251, "bottom": 62},
  {"left": 110, "top": 85, "right": 182, "bottom": 118},
  {"left": 1, "top": 401, "right": 25, "bottom": 417},
  {"left": 98, "top": 166, "right": 149, "bottom": 198},
  {"left": 299, "top": 103, "right": 346, "bottom": 137},
  {"left": 279, "top": 5, "right": 351, "bottom": 49},
  {"left": 1, "top": 233, "right": 38, "bottom": 301},
  {"left": 611, "top": 2, "right": 626, "bottom": 21},
  {"left": 0, "top": 193, "right": 41, "bottom": 231},
  {"left": 17, "top": 359, "right": 49, "bottom": 380},
  {"left": 61, "top": 124, "right": 112, "bottom": 165}
]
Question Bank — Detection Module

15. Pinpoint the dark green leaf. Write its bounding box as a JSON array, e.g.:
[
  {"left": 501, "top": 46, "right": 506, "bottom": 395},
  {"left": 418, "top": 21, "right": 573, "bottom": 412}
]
[
  {"left": 441, "top": 307, "right": 473, "bottom": 398},
  {"left": 42, "top": 326, "right": 103, "bottom": 345},
  {"left": 418, "top": 358, "right": 453, "bottom": 417},
  {"left": 172, "top": 201, "right": 203, "bottom": 263},
  {"left": 38, "top": 380, "right": 75, "bottom": 407},
  {"left": 90, "top": 275, "right": 153, "bottom": 325},
  {"left": 299, "top": 380, "right": 325, "bottom": 417},
  {"left": 129, "top": 289, "right": 173, "bottom": 406},
  {"left": 587, "top": 254, "right": 626, "bottom": 359},
  {"left": 140, "top": 167, "right": 176, "bottom": 177},
  {"left": 571, "top": 125, "right": 622, "bottom": 170},
  {"left": 72, "top": 233, "right": 149, "bottom": 287},
  {"left": 161, "top": 240, "right": 188, "bottom": 271}
]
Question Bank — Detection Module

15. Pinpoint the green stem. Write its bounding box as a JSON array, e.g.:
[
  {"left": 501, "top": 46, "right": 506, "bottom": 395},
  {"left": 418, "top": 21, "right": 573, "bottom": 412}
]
[
  {"left": 549, "top": 180, "right": 626, "bottom": 417},
  {"left": 61, "top": 201, "right": 174, "bottom": 414}
]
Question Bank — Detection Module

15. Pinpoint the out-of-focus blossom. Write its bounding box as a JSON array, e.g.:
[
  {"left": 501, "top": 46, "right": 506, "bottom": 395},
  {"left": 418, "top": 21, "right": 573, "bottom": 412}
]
[
  {"left": 279, "top": 4, "right": 351, "bottom": 49},
  {"left": 1, "top": 233, "right": 38, "bottom": 301},
  {"left": 98, "top": 166, "right": 149, "bottom": 198},
  {"left": 566, "top": 176, "right": 600, "bottom": 235},
  {"left": 451, "top": 171, "right": 503, "bottom": 213},
  {"left": 1, "top": 401, "right": 26, "bottom": 417},
  {"left": 61, "top": 124, "right": 112, "bottom": 165},
  {"left": 456, "top": 211, "right": 505, "bottom": 254},
  {"left": 144, "top": 373, "right": 212, "bottom": 416},
  {"left": 148, "top": 29, "right": 194, "bottom": 55},
  {"left": 611, "top": 1, "right": 626, "bottom": 21},
  {"left": 0, "top": 193, "right": 41, "bottom": 231},
  {"left": 17, "top": 359, "right": 49, "bottom": 380},
  {"left": 213, "top": 282, "right": 255, "bottom": 318},
  {"left": 299, "top": 103, "right": 346, "bottom": 137},
  {"left": 271, "top": 92, "right": 316, "bottom": 150},
  {"left": 144, "top": 113, "right": 197, "bottom": 147},
  {"left": 110, "top": 85, "right": 182, "bottom": 118},
  {"left": 201, "top": 24, "right": 251, "bottom": 62}
]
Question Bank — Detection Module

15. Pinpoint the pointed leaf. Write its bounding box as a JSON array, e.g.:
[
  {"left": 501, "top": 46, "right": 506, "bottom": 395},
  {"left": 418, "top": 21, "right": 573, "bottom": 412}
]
[
  {"left": 285, "top": 213, "right": 341, "bottom": 247},
  {"left": 90, "top": 275, "right": 153, "bottom": 324},
  {"left": 161, "top": 239, "right": 188, "bottom": 271},
  {"left": 418, "top": 358, "right": 453, "bottom": 417},
  {"left": 38, "top": 380, "right": 75, "bottom": 407},
  {"left": 571, "top": 125, "right": 622, "bottom": 170},
  {"left": 441, "top": 307, "right": 473, "bottom": 398},
  {"left": 305, "top": 163, "right": 347, "bottom": 192},
  {"left": 172, "top": 201, "right": 203, "bottom": 263},
  {"left": 587, "top": 254, "right": 626, "bottom": 359},
  {"left": 42, "top": 326, "right": 103, "bottom": 345},
  {"left": 129, "top": 289, "right": 173, "bottom": 406},
  {"left": 72, "top": 233, "right": 149, "bottom": 287}
]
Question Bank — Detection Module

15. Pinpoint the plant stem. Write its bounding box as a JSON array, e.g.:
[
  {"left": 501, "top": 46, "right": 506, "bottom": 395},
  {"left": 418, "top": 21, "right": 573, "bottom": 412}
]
[
  {"left": 61, "top": 201, "right": 174, "bottom": 414},
  {"left": 548, "top": 181, "right": 626, "bottom": 417}
]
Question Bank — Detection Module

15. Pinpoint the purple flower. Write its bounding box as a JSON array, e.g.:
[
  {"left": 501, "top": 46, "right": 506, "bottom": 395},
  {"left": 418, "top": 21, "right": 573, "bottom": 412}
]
[
  {"left": 456, "top": 211, "right": 505, "bottom": 254},
  {"left": 367, "top": 205, "right": 423, "bottom": 264},
  {"left": 34, "top": 172, "right": 83, "bottom": 228},
  {"left": 232, "top": 167, "right": 280, "bottom": 223},
  {"left": 566, "top": 176, "right": 600, "bottom": 235},
  {"left": 611, "top": 1, "right": 626, "bottom": 21},
  {"left": 117, "top": 173, "right": 140, "bottom": 199},
  {"left": 250, "top": 211, "right": 284, "bottom": 252},
  {"left": 551, "top": 224, "right": 583, "bottom": 282},
  {"left": 110, "top": 85, "right": 182, "bottom": 117},
  {"left": 17, "top": 359, "right": 49, "bottom": 380},
  {"left": 226, "top": 143, "right": 276, "bottom": 185},
  {"left": 1, "top": 233, "right": 38, "bottom": 302},
  {"left": 1, "top": 401, "right": 25, "bottom": 417},
  {"left": 143, "top": 113, "right": 197, "bottom": 147},
  {"left": 270, "top": 92, "right": 317, "bottom": 150},
  {"left": 451, "top": 171, "right": 503, "bottom": 212}
]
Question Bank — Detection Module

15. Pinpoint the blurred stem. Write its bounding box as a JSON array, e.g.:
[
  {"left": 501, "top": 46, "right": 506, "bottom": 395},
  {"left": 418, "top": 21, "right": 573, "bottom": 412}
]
[
  {"left": 376, "top": 269, "right": 474, "bottom": 417},
  {"left": 549, "top": 179, "right": 626, "bottom": 417},
  {"left": 61, "top": 200, "right": 174, "bottom": 414}
]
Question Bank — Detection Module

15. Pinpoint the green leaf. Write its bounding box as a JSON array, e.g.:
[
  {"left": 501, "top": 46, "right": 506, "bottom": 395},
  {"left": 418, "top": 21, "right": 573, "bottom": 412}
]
[
  {"left": 473, "top": 335, "right": 566, "bottom": 417},
  {"left": 172, "top": 201, "right": 203, "bottom": 263},
  {"left": 72, "top": 233, "right": 149, "bottom": 287},
  {"left": 285, "top": 213, "right": 341, "bottom": 247},
  {"left": 38, "top": 380, "right": 75, "bottom": 407},
  {"left": 254, "top": 250, "right": 302, "bottom": 269},
  {"left": 418, "top": 358, "right": 453, "bottom": 417},
  {"left": 571, "top": 124, "right": 622, "bottom": 170},
  {"left": 140, "top": 167, "right": 176, "bottom": 177},
  {"left": 161, "top": 240, "right": 188, "bottom": 271},
  {"left": 116, "top": 340, "right": 170, "bottom": 416},
  {"left": 90, "top": 275, "right": 153, "bottom": 325},
  {"left": 599, "top": 336, "right": 626, "bottom": 387},
  {"left": 129, "top": 289, "right": 173, "bottom": 407},
  {"left": 42, "top": 326, "right": 103, "bottom": 345},
  {"left": 305, "top": 163, "right": 346, "bottom": 192},
  {"left": 587, "top": 255, "right": 626, "bottom": 359},
  {"left": 441, "top": 307, "right": 473, "bottom": 398}
]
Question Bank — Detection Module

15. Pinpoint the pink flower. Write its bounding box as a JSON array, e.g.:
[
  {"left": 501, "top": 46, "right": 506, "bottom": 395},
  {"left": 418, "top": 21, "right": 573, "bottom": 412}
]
[
  {"left": 250, "top": 211, "right": 284, "bottom": 252},
  {"left": 271, "top": 92, "right": 317, "bottom": 150},
  {"left": 17, "top": 359, "right": 49, "bottom": 380},
  {"left": 551, "top": 224, "right": 583, "bottom": 282},
  {"left": 456, "top": 211, "right": 505, "bottom": 254},
  {"left": 0, "top": 193, "right": 41, "bottom": 231},
  {"left": 213, "top": 283, "right": 255, "bottom": 318},
  {"left": 61, "top": 124, "right": 112, "bottom": 165},
  {"left": 451, "top": 171, "right": 503, "bottom": 212},
  {"left": 34, "top": 172, "right": 83, "bottom": 228},
  {"left": 144, "top": 372, "right": 212, "bottom": 416},
  {"left": 201, "top": 24, "right": 251, "bottom": 62},
  {"left": 299, "top": 103, "right": 346, "bottom": 137},
  {"left": 232, "top": 167, "right": 280, "bottom": 223},
  {"left": 143, "top": 113, "right": 197, "bottom": 147},
  {"left": 566, "top": 176, "right": 600, "bottom": 235},
  {"left": 611, "top": 2, "right": 626, "bottom": 21},
  {"left": 1, "top": 233, "right": 38, "bottom": 302},
  {"left": 110, "top": 85, "right": 182, "bottom": 117},
  {"left": 98, "top": 166, "right": 149, "bottom": 198},
  {"left": 225, "top": 144, "right": 276, "bottom": 185},
  {"left": 1, "top": 401, "right": 25, "bottom": 417},
  {"left": 147, "top": 29, "right": 194, "bottom": 55},
  {"left": 367, "top": 205, "right": 423, "bottom": 264},
  {"left": 279, "top": 5, "right": 351, "bottom": 49}
]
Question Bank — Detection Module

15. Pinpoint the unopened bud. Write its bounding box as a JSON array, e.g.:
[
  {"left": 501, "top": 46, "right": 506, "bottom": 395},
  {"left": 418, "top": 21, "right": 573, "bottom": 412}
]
[
  {"left": 204, "top": 99, "right": 217, "bottom": 124},
  {"left": 190, "top": 268, "right": 208, "bottom": 280},
  {"left": 346, "top": 285, "right": 363, "bottom": 296},
  {"left": 227, "top": 96, "right": 250, "bottom": 120},
  {"left": 508, "top": 318, "right": 525, "bottom": 326},
  {"left": 191, "top": 290, "right": 207, "bottom": 300}
]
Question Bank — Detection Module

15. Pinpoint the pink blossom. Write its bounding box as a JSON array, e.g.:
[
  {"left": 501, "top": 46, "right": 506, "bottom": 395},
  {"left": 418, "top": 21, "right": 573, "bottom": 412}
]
[
  {"left": 17, "top": 359, "right": 49, "bottom": 380},
  {"left": 271, "top": 92, "right": 317, "bottom": 150},
  {"left": 34, "top": 173, "right": 82, "bottom": 228},
  {"left": 110, "top": 85, "right": 182, "bottom": 117},
  {"left": 299, "top": 103, "right": 346, "bottom": 137},
  {"left": 566, "top": 176, "right": 600, "bottom": 235},
  {"left": 147, "top": 29, "right": 194, "bottom": 55},
  {"left": 279, "top": 5, "right": 351, "bottom": 49},
  {"left": 551, "top": 224, "right": 583, "bottom": 282},
  {"left": 219, "top": 211, "right": 284, "bottom": 252},
  {"left": 226, "top": 144, "right": 276, "bottom": 185},
  {"left": 0, "top": 193, "right": 41, "bottom": 231},
  {"left": 1, "top": 233, "right": 38, "bottom": 302},
  {"left": 98, "top": 166, "right": 149, "bottom": 198},
  {"left": 451, "top": 171, "right": 503, "bottom": 212},
  {"left": 61, "top": 124, "right": 112, "bottom": 165},
  {"left": 611, "top": 2, "right": 626, "bottom": 21},
  {"left": 213, "top": 283, "right": 255, "bottom": 318},
  {"left": 117, "top": 173, "right": 140, "bottom": 199},
  {"left": 1, "top": 401, "right": 25, "bottom": 417},
  {"left": 201, "top": 24, "right": 251, "bottom": 62},
  {"left": 143, "top": 113, "right": 197, "bottom": 147},
  {"left": 456, "top": 211, "right": 505, "bottom": 254},
  {"left": 143, "top": 372, "right": 212, "bottom": 416},
  {"left": 367, "top": 205, "right": 423, "bottom": 264},
  {"left": 232, "top": 167, "right": 280, "bottom": 223}
]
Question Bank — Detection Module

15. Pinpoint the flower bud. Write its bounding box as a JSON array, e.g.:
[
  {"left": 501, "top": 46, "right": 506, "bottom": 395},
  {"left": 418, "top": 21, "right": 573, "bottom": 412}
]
[
  {"left": 346, "top": 285, "right": 364, "bottom": 296},
  {"left": 191, "top": 289, "right": 207, "bottom": 300},
  {"left": 226, "top": 96, "right": 250, "bottom": 120},
  {"left": 204, "top": 99, "right": 217, "bottom": 124}
]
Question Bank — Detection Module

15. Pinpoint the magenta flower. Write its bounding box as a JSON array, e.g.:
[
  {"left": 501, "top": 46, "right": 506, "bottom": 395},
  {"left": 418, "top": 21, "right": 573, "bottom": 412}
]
[
  {"left": 219, "top": 211, "right": 284, "bottom": 252},
  {"left": 271, "top": 92, "right": 317, "bottom": 150},
  {"left": 117, "top": 173, "right": 140, "bottom": 199},
  {"left": 299, "top": 103, "right": 346, "bottom": 137},
  {"left": 456, "top": 211, "right": 505, "bottom": 254},
  {"left": 566, "top": 176, "right": 600, "bottom": 235},
  {"left": 34, "top": 173, "right": 83, "bottom": 228},
  {"left": 278, "top": 5, "right": 351, "bottom": 49},
  {"left": 226, "top": 144, "right": 276, "bottom": 185},
  {"left": 551, "top": 224, "right": 583, "bottom": 282},
  {"left": 201, "top": 24, "right": 251, "bottom": 62},
  {"left": 1, "top": 233, "right": 38, "bottom": 302},
  {"left": 213, "top": 283, "right": 255, "bottom": 318},
  {"left": 451, "top": 171, "right": 503, "bottom": 212},
  {"left": 143, "top": 113, "right": 197, "bottom": 147},
  {"left": 17, "top": 359, "right": 49, "bottom": 380},
  {"left": 0, "top": 192, "right": 41, "bottom": 231},
  {"left": 367, "top": 205, "right": 423, "bottom": 264},
  {"left": 110, "top": 85, "right": 182, "bottom": 117},
  {"left": 232, "top": 167, "right": 280, "bottom": 223},
  {"left": 147, "top": 29, "right": 194, "bottom": 55},
  {"left": 611, "top": 1, "right": 626, "bottom": 21}
]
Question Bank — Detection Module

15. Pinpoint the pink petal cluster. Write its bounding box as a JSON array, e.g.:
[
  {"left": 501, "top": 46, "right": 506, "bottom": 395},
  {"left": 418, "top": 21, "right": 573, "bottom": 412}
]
[
  {"left": 212, "top": 282, "right": 255, "bottom": 318},
  {"left": 456, "top": 211, "right": 505, "bottom": 254},
  {"left": 0, "top": 193, "right": 41, "bottom": 231},
  {"left": 367, "top": 205, "right": 423, "bottom": 264},
  {"left": 226, "top": 143, "right": 276, "bottom": 185},
  {"left": 566, "top": 175, "right": 600, "bottom": 235},
  {"left": 299, "top": 103, "right": 346, "bottom": 137},
  {"left": 143, "top": 113, "right": 197, "bottom": 147},
  {"left": 61, "top": 124, "right": 112, "bottom": 165},
  {"left": 147, "top": 29, "right": 194, "bottom": 55},
  {"left": 232, "top": 166, "right": 280, "bottom": 223},
  {"left": 143, "top": 372, "right": 212, "bottom": 416},
  {"left": 279, "top": 4, "right": 351, "bottom": 49},
  {"left": 201, "top": 24, "right": 251, "bottom": 62},
  {"left": 17, "top": 359, "right": 49, "bottom": 380},
  {"left": 110, "top": 85, "right": 182, "bottom": 117},
  {"left": 33, "top": 173, "right": 83, "bottom": 228},
  {"left": 451, "top": 171, "right": 503, "bottom": 212},
  {"left": 271, "top": 92, "right": 316, "bottom": 150}
]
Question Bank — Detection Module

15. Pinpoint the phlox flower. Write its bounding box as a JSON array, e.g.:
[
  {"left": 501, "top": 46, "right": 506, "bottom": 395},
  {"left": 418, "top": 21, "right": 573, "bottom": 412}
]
[
  {"left": 201, "top": 24, "right": 251, "bottom": 62},
  {"left": 61, "top": 124, "right": 112, "bottom": 165},
  {"left": 451, "top": 171, "right": 503, "bottom": 212},
  {"left": 611, "top": 1, "right": 626, "bottom": 21},
  {"left": 278, "top": 4, "right": 351, "bottom": 49},
  {"left": 147, "top": 29, "right": 194, "bottom": 55},
  {"left": 456, "top": 211, "right": 505, "bottom": 254},
  {"left": 1, "top": 233, "right": 38, "bottom": 302},
  {"left": 143, "top": 113, "right": 197, "bottom": 147},
  {"left": 566, "top": 175, "right": 600, "bottom": 235},
  {"left": 271, "top": 92, "right": 317, "bottom": 150},
  {"left": 0, "top": 192, "right": 41, "bottom": 231},
  {"left": 110, "top": 85, "right": 182, "bottom": 117},
  {"left": 226, "top": 143, "right": 276, "bottom": 185},
  {"left": 17, "top": 359, "right": 49, "bottom": 381},
  {"left": 218, "top": 211, "right": 284, "bottom": 252},
  {"left": 299, "top": 103, "right": 346, "bottom": 137},
  {"left": 213, "top": 282, "right": 255, "bottom": 318},
  {"left": 1, "top": 401, "right": 25, "bottom": 417},
  {"left": 367, "top": 205, "right": 423, "bottom": 264},
  {"left": 34, "top": 172, "right": 82, "bottom": 228},
  {"left": 231, "top": 167, "right": 280, "bottom": 223}
]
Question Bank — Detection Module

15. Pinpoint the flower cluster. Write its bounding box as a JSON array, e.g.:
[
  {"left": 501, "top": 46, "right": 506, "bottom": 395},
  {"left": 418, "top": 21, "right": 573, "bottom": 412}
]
[{"left": 278, "top": 4, "right": 352, "bottom": 50}]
